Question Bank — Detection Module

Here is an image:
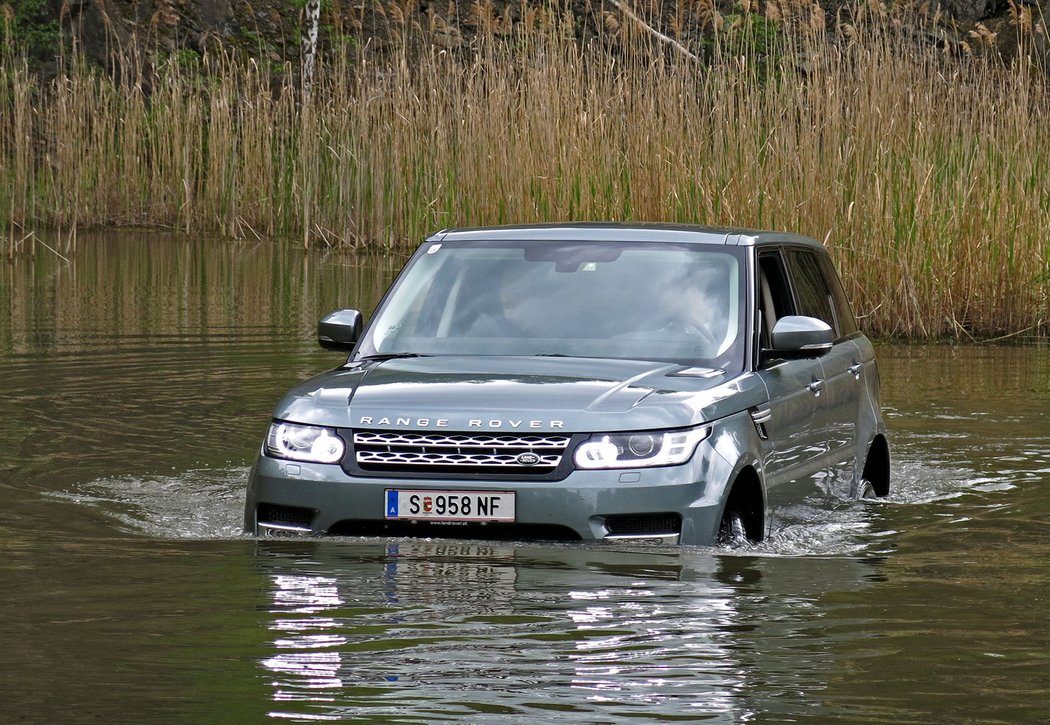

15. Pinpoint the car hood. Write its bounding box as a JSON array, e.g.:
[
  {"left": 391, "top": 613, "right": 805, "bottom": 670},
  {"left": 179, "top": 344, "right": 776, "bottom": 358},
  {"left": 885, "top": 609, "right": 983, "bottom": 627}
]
[{"left": 273, "top": 356, "right": 767, "bottom": 432}]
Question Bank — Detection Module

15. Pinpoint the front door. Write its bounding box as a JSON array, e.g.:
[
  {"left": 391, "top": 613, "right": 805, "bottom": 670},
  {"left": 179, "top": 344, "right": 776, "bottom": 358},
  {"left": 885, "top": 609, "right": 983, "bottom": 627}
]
[{"left": 755, "top": 251, "right": 829, "bottom": 519}]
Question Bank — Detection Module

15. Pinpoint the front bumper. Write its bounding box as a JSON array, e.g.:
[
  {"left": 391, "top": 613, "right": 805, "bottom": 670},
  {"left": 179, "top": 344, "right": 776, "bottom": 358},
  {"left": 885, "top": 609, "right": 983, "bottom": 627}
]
[{"left": 243, "top": 441, "right": 736, "bottom": 546}]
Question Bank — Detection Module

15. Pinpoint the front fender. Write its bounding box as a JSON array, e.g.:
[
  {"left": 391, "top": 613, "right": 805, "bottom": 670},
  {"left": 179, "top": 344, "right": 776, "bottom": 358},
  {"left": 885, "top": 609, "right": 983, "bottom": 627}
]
[{"left": 693, "top": 409, "right": 772, "bottom": 543}]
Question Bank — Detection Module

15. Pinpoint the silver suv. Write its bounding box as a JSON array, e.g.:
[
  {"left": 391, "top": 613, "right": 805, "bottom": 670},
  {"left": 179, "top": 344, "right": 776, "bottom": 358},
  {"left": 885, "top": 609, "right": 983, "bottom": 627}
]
[{"left": 244, "top": 223, "right": 890, "bottom": 546}]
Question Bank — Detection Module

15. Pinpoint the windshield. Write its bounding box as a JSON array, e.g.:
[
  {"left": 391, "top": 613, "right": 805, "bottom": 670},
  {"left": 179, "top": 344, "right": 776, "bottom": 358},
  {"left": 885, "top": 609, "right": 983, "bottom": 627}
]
[{"left": 357, "top": 240, "right": 746, "bottom": 369}]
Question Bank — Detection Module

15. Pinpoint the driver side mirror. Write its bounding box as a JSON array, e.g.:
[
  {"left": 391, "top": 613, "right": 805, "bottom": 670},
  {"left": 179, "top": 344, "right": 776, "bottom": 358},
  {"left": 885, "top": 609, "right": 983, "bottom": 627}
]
[
  {"left": 765, "top": 315, "right": 834, "bottom": 359},
  {"left": 318, "top": 309, "right": 363, "bottom": 351}
]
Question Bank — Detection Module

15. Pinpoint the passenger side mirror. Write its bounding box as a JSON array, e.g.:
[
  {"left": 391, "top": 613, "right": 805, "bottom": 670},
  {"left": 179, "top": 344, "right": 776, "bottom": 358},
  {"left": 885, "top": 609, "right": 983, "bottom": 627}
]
[
  {"left": 765, "top": 315, "right": 834, "bottom": 359},
  {"left": 318, "top": 309, "right": 363, "bottom": 351}
]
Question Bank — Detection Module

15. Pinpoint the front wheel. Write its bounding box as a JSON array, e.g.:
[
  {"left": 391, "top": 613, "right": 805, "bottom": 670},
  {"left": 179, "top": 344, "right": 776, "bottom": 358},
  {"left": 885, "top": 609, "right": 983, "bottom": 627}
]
[{"left": 717, "top": 509, "right": 750, "bottom": 549}]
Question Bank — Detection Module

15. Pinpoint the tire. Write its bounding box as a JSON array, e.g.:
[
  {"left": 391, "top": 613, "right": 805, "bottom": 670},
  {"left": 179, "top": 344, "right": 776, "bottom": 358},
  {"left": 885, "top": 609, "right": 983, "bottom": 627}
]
[{"left": 718, "top": 509, "right": 750, "bottom": 549}]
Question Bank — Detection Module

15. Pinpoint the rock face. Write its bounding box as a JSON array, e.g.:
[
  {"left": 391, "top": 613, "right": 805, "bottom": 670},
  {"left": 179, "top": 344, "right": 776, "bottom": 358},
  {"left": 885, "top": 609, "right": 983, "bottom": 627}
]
[
  {"left": 938, "top": 0, "right": 1005, "bottom": 21},
  {"left": 945, "top": 0, "right": 1050, "bottom": 24},
  {"left": 16, "top": 0, "right": 1050, "bottom": 75},
  {"left": 58, "top": 0, "right": 238, "bottom": 69}
]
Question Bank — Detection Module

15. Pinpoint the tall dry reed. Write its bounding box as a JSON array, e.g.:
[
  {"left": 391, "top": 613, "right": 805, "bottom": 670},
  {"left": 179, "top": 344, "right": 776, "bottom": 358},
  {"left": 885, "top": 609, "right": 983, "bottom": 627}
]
[{"left": 1, "top": 3, "right": 1048, "bottom": 339}]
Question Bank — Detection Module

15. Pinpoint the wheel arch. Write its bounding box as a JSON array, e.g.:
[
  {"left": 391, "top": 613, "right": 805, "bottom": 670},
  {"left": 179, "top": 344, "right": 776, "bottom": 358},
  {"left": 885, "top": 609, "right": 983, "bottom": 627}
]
[
  {"left": 861, "top": 434, "right": 891, "bottom": 497},
  {"left": 720, "top": 464, "right": 766, "bottom": 543}
]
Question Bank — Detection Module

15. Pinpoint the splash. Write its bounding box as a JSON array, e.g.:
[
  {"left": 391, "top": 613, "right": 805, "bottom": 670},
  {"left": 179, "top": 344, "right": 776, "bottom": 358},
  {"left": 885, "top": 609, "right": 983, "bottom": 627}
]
[
  {"left": 50, "top": 447, "right": 1003, "bottom": 555},
  {"left": 50, "top": 467, "right": 249, "bottom": 539}
]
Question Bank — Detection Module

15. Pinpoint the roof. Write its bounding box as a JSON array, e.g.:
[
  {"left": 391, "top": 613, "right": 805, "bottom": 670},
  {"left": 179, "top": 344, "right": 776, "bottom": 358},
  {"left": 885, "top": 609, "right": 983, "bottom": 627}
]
[{"left": 426, "top": 222, "right": 824, "bottom": 249}]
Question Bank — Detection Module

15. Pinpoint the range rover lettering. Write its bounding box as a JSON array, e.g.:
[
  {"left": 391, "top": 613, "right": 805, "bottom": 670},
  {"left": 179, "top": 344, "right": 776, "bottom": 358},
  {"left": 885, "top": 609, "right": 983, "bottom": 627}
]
[{"left": 244, "top": 223, "right": 890, "bottom": 546}]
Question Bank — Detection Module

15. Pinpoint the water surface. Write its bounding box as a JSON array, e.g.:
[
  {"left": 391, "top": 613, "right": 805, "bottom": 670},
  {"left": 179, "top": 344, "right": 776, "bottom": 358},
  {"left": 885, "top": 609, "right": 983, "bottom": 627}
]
[{"left": 1, "top": 234, "right": 1048, "bottom": 722}]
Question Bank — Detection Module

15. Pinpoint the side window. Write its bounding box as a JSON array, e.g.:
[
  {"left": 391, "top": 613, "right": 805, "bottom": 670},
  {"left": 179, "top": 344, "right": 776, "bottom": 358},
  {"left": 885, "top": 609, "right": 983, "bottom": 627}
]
[
  {"left": 757, "top": 251, "right": 794, "bottom": 348},
  {"left": 817, "top": 254, "right": 859, "bottom": 336},
  {"left": 787, "top": 249, "right": 836, "bottom": 333}
]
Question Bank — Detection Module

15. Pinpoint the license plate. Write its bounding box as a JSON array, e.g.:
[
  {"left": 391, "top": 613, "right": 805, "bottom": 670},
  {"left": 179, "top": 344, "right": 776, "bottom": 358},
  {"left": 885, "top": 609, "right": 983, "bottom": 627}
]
[{"left": 384, "top": 489, "right": 515, "bottom": 522}]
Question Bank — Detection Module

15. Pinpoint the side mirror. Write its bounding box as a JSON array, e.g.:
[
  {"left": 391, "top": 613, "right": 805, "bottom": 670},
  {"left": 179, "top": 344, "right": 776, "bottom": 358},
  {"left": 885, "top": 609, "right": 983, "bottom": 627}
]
[
  {"left": 318, "top": 309, "right": 363, "bottom": 351},
  {"left": 766, "top": 315, "right": 834, "bottom": 358}
]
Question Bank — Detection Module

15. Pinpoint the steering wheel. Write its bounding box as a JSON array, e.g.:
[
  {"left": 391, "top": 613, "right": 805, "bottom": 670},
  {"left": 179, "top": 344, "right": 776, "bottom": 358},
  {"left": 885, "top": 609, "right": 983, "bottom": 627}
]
[{"left": 652, "top": 316, "right": 718, "bottom": 348}]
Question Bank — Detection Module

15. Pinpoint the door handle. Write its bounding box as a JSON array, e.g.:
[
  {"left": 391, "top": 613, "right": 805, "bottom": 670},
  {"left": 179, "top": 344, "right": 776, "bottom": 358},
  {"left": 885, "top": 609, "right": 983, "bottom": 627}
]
[
  {"left": 848, "top": 362, "right": 863, "bottom": 378},
  {"left": 806, "top": 378, "right": 825, "bottom": 395}
]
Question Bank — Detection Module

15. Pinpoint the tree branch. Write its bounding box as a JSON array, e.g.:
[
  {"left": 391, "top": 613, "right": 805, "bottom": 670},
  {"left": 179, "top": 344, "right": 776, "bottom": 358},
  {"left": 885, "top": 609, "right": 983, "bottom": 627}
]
[{"left": 609, "top": 0, "right": 699, "bottom": 62}]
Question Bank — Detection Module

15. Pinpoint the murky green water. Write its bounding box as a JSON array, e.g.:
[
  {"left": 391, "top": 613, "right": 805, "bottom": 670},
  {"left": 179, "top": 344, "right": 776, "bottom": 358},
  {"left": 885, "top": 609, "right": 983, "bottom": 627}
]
[{"left": 2, "top": 234, "right": 1048, "bottom": 722}]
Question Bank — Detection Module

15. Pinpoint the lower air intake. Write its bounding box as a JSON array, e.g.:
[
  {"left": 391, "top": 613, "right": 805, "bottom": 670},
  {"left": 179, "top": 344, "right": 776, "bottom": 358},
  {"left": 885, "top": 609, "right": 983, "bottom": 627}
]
[
  {"left": 327, "top": 519, "right": 581, "bottom": 542},
  {"left": 604, "top": 513, "right": 682, "bottom": 536},
  {"left": 257, "top": 503, "right": 315, "bottom": 529}
]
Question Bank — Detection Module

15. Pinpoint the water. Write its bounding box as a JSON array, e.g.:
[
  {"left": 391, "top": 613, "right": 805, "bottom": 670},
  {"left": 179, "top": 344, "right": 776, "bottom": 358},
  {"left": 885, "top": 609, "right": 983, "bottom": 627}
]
[{"left": 2, "top": 234, "right": 1049, "bottom": 722}]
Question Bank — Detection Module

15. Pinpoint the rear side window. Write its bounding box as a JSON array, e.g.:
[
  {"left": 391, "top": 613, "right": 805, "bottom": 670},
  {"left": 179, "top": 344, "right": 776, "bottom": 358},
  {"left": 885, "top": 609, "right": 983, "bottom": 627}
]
[
  {"left": 787, "top": 250, "right": 836, "bottom": 330},
  {"left": 786, "top": 248, "right": 859, "bottom": 338},
  {"left": 817, "top": 253, "right": 859, "bottom": 336}
]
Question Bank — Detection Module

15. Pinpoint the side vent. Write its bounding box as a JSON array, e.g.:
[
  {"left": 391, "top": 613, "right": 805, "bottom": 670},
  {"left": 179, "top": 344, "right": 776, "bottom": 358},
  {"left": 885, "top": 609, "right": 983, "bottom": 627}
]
[{"left": 749, "top": 406, "right": 771, "bottom": 440}]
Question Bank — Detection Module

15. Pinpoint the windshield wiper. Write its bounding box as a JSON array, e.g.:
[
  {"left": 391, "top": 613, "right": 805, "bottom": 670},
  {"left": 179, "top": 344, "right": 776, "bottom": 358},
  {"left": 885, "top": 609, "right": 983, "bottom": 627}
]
[{"left": 359, "top": 352, "right": 431, "bottom": 362}]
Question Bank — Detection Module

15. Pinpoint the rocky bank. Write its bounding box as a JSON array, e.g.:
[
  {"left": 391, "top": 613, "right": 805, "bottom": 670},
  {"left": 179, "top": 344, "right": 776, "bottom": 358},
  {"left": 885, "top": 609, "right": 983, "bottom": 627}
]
[{"left": 8, "top": 0, "right": 1050, "bottom": 78}]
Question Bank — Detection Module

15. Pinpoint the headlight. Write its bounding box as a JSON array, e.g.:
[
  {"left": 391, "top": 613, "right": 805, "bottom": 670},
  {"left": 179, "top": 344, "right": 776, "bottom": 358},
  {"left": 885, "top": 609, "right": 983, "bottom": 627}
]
[
  {"left": 266, "top": 422, "right": 345, "bottom": 463},
  {"left": 573, "top": 426, "right": 710, "bottom": 469}
]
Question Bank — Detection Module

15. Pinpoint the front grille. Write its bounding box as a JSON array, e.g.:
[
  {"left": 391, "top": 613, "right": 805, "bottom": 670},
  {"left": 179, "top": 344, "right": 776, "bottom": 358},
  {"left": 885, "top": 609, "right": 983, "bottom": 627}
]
[{"left": 353, "top": 431, "right": 571, "bottom": 474}]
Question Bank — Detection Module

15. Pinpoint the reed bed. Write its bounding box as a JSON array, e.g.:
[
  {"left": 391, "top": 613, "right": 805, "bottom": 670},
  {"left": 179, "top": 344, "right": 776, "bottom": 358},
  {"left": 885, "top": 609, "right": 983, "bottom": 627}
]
[{"left": 1, "top": 3, "right": 1048, "bottom": 339}]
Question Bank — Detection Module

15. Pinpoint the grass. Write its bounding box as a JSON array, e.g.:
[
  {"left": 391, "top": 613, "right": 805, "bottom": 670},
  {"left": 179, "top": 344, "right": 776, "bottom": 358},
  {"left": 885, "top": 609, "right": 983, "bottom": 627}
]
[{"left": 1, "top": 2, "right": 1048, "bottom": 339}]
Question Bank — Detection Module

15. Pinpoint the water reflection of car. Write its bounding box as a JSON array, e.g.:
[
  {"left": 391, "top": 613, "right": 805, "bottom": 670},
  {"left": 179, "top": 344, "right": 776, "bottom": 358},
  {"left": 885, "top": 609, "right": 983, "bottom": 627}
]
[
  {"left": 244, "top": 223, "right": 890, "bottom": 546},
  {"left": 256, "top": 539, "right": 883, "bottom": 721}
]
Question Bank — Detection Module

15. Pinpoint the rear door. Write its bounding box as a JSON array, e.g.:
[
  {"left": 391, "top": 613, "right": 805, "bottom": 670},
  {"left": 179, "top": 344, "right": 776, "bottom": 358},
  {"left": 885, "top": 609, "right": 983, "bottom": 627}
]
[{"left": 785, "top": 247, "right": 863, "bottom": 489}]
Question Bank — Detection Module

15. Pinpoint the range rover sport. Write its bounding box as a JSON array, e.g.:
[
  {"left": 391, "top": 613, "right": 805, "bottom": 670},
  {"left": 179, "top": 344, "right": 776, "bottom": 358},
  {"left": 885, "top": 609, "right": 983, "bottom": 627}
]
[{"left": 244, "top": 223, "right": 890, "bottom": 546}]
